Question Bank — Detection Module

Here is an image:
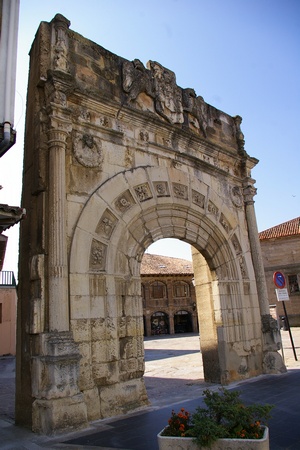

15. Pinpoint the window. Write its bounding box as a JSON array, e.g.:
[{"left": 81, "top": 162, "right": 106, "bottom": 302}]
[
  {"left": 288, "top": 274, "right": 299, "bottom": 294},
  {"left": 150, "top": 281, "right": 166, "bottom": 299},
  {"left": 173, "top": 281, "right": 189, "bottom": 298}
]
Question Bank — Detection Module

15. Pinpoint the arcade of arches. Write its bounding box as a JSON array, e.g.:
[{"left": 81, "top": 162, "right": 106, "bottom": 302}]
[{"left": 16, "top": 14, "right": 285, "bottom": 435}]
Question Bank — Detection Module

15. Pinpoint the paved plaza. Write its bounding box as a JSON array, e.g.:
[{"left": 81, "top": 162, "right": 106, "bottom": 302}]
[{"left": 0, "top": 328, "right": 300, "bottom": 448}]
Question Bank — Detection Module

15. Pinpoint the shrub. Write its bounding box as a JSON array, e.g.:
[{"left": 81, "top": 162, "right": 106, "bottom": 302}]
[{"left": 162, "top": 388, "right": 273, "bottom": 448}]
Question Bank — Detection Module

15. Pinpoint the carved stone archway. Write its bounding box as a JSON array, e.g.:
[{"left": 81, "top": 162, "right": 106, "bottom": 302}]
[{"left": 16, "top": 14, "right": 285, "bottom": 434}]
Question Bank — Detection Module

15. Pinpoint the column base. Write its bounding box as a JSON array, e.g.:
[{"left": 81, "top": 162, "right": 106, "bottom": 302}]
[
  {"left": 32, "top": 394, "right": 88, "bottom": 435},
  {"left": 31, "top": 331, "right": 88, "bottom": 434}
]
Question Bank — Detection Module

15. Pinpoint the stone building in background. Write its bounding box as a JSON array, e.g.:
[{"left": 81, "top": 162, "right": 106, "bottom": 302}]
[
  {"left": 141, "top": 254, "right": 198, "bottom": 336},
  {"left": 259, "top": 217, "right": 300, "bottom": 326}
]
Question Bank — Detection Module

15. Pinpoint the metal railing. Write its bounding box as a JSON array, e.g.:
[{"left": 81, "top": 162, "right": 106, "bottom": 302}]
[{"left": 0, "top": 271, "right": 16, "bottom": 287}]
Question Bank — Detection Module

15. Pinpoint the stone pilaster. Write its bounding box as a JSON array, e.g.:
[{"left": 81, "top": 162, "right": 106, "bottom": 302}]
[
  {"left": 243, "top": 177, "right": 286, "bottom": 373},
  {"left": 47, "top": 128, "right": 69, "bottom": 332},
  {"left": 243, "top": 177, "right": 269, "bottom": 316}
]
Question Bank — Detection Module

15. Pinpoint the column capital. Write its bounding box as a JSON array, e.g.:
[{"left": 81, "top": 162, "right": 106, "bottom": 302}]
[
  {"left": 243, "top": 177, "right": 257, "bottom": 205},
  {"left": 47, "top": 128, "right": 68, "bottom": 149}
]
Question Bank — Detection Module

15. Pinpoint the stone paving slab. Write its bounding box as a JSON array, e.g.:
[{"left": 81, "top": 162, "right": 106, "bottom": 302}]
[{"left": 0, "top": 329, "right": 300, "bottom": 449}]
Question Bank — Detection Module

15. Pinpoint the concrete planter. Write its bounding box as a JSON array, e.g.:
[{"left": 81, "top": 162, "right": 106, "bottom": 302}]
[{"left": 157, "top": 426, "right": 269, "bottom": 450}]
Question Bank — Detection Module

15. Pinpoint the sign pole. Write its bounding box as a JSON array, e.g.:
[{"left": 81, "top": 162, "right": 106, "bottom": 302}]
[
  {"left": 273, "top": 271, "right": 298, "bottom": 361},
  {"left": 282, "top": 301, "right": 297, "bottom": 361}
]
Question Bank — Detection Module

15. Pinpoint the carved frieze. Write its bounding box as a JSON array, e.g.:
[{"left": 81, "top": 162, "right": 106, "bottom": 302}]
[
  {"left": 192, "top": 190, "right": 205, "bottom": 208},
  {"left": 153, "top": 181, "right": 170, "bottom": 197},
  {"left": 95, "top": 209, "right": 118, "bottom": 239},
  {"left": 207, "top": 200, "right": 219, "bottom": 217},
  {"left": 90, "top": 239, "right": 107, "bottom": 271},
  {"left": 121, "top": 56, "right": 247, "bottom": 150},
  {"left": 73, "top": 132, "right": 103, "bottom": 168},
  {"left": 115, "top": 190, "right": 136, "bottom": 213},
  {"left": 134, "top": 183, "right": 152, "bottom": 202},
  {"left": 172, "top": 182, "right": 188, "bottom": 200}
]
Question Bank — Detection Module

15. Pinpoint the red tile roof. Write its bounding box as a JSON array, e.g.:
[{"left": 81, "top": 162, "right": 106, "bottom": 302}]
[
  {"left": 259, "top": 217, "right": 300, "bottom": 240},
  {"left": 141, "top": 253, "right": 193, "bottom": 275}
]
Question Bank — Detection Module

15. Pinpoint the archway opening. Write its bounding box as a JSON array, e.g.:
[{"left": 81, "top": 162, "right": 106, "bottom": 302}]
[{"left": 141, "top": 238, "right": 206, "bottom": 407}]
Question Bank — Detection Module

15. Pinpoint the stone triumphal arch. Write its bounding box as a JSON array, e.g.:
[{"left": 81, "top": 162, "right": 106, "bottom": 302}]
[{"left": 16, "top": 14, "right": 285, "bottom": 434}]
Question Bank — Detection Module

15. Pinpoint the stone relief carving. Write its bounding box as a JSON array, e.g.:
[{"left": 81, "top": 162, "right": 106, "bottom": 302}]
[
  {"left": 139, "top": 130, "right": 149, "bottom": 142},
  {"left": 153, "top": 181, "right": 170, "bottom": 197},
  {"left": 121, "top": 58, "right": 247, "bottom": 151},
  {"left": 122, "top": 59, "right": 184, "bottom": 124},
  {"left": 231, "top": 234, "right": 242, "bottom": 254},
  {"left": 134, "top": 183, "right": 152, "bottom": 202},
  {"left": 51, "top": 14, "right": 70, "bottom": 73},
  {"left": 99, "top": 116, "right": 110, "bottom": 127},
  {"left": 73, "top": 132, "right": 103, "bottom": 168},
  {"left": 96, "top": 209, "right": 118, "bottom": 239},
  {"left": 233, "top": 115, "right": 245, "bottom": 154},
  {"left": 207, "top": 200, "right": 219, "bottom": 217},
  {"left": 164, "top": 137, "right": 172, "bottom": 147},
  {"left": 171, "top": 160, "right": 182, "bottom": 169},
  {"left": 44, "top": 82, "right": 67, "bottom": 107},
  {"left": 192, "top": 190, "right": 205, "bottom": 208},
  {"left": 79, "top": 108, "right": 91, "bottom": 122},
  {"left": 172, "top": 182, "right": 188, "bottom": 200},
  {"left": 239, "top": 255, "right": 248, "bottom": 279},
  {"left": 122, "top": 59, "right": 154, "bottom": 102},
  {"left": 147, "top": 61, "right": 184, "bottom": 124},
  {"left": 90, "top": 239, "right": 107, "bottom": 271},
  {"left": 231, "top": 185, "right": 243, "bottom": 208},
  {"left": 203, "top": 154, "right": 211, "bottom": 164},
  {"left": 115, "top": 190, "right": 136, "bottom": 213},
  {"left": 182, "top": 88, "right": 208, "bottom": 137},
  {"left": 220, "top": 213, "right": 232, "bottom": 234},
  {"left": 53, "top": 36, "right": 68, "bottom": 72}
]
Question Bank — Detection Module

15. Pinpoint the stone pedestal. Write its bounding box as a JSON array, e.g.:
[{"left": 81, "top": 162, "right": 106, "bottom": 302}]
[{"left": 31, "top": 332, "right": 88, "bottom": 434}]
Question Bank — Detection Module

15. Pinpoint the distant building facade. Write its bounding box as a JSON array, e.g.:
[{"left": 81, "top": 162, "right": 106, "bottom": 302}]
[
  {"left": 259, "top": 217, "right": 300, "bottom": 326},
  {"left": 0, "top": 271, "right": 17, "bottom": 355},
  {"left": 141, "top": 254, "right": 198, "bottom": 336}
]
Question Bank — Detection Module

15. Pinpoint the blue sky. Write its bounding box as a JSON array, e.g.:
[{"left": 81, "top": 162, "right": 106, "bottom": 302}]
[{"left": 0, "top": 0, "right": 299, "bottom": 272}]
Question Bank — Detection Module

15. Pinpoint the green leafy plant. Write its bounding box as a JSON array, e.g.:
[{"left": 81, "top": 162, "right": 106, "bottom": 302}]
[{"left": 161, "top": 388, "right": 273, "bottom": 448}]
